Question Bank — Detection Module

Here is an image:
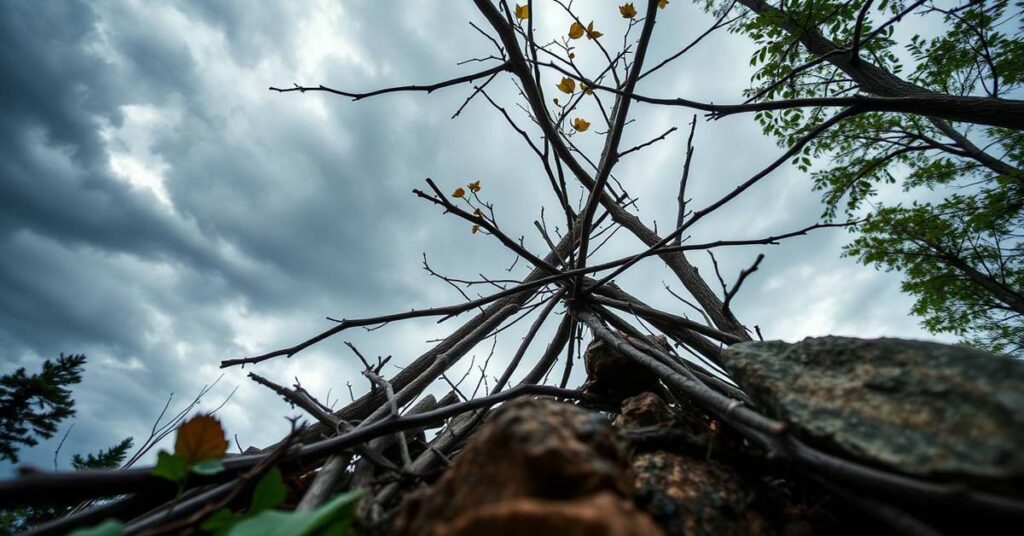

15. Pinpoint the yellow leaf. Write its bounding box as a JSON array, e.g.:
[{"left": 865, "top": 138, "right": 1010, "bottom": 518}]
[
  {"left": 556, "top": 77, "right": 576, "bottom": 94},
  {"left": 175, "top": 415, "right": 228, "bottom": 465},
  {"left": 619, "top": 3, "right": 638, "bottom": 18},
  {"left": 659, "top": 0, "right": 669, "bottom": 8},
  {"left": 468, "top": 180, "right": 481, "bottom": 193},
  {"left": 580, "top": 82, "right": 594, "bottom": 96},
  {"left": 586, "top": 21, "right": 603, "bottom": 39},
  {"left": 514, "top": 4, "right": 529, "bottom": 20},
  {"left": 453, "top": 187, "right": 465, "bottom": 199},
  {"left": 568, "top": 21, "right": 585, "bottom": 39},
  {"left": 471, "top": 224, "right": 480, "bottom": 234},
  {"left": 572, "top": 117, "right": 591, "bottom": 132}
]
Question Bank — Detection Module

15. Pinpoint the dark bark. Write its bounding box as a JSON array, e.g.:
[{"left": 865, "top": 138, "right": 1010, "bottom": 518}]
[{"left": 735, "top": 0, "right": 1024, "bottom": 131}]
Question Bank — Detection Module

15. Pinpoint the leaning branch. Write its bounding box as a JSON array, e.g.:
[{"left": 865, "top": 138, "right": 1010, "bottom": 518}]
[{"left": 269, "top": 62, "right": 511, "bottom": 101}]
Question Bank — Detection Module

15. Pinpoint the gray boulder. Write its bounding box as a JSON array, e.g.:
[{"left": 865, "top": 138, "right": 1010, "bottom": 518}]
[{"left": 721, "top": 336, "right": 1024, "bottom": 480}]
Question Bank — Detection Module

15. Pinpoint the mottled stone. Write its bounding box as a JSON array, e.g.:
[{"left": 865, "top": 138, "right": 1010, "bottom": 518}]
[
  {"left": 614, "top": 392, "right": 674, "bottom": 429},
  {"left": 633, "top": 451, "right": 769, "bottom": 536},
  {"left": 721, "top": 336, "right": 1024, "bottom": 479},
  {"left": 612, "top": 393, "right": 771, "bottom": 535}
]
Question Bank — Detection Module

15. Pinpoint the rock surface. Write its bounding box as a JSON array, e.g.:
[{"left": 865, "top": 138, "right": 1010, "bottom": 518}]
[
  {"left": 632, "top": 451, "right": 769, "bottom": 536},
  {"left": 613, "top": 391, "right": 674, "bottom": 429},
  {"left": 437, "top": 492, "right": 663, "bottom": 536},
  {"left": 615, "top": 393, "right": 771, "bottom": 536},
  {"left": 721, "top": 336, "right": 1024, "bottom": 480},
  {"left": 391, "top": 397, "right": 660, "bottom": 536}
]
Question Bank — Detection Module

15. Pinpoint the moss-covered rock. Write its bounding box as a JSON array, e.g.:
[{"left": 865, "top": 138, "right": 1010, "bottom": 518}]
[{"left": 722, "top": 336, "right": 1024, "bottom": 481}]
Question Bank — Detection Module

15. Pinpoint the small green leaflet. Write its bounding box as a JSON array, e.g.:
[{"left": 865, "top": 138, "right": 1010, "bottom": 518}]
[
  {"left": 151, "top": 452, "right": 224, "bottom": 483},
  {"left": 200, "top": 466, "right": 292, "bottom": 535},
  {"left": 225, "top": 489, "right": 364, "bottom": 536},
  {"left": 151, "top": 451, "right": 188, "bottom": 482}
]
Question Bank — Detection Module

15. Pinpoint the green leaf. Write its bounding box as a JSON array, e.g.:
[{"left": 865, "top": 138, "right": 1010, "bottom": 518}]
[
  {"left": 152, "top": 450, "right": 188, "bottom": 483},
  {"left": 249, "top": 467, "right": 287, "bottom": 514},
  {"left": 200, "top": 508, "right": 236, "bottom": 536},
  {"left": 68, "top": 519, "right": 124, "bottom": 536},
  {"left": 227, "top": 490, "right": 364, "bottom": 536},
  {"left": 192, "top": 459, "right": 226, "bottom": 476}
]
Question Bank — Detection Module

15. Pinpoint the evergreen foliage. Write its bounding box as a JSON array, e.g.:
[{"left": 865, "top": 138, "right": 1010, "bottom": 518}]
[{"left": 0, "top": 353, "right": 85, "bottom": 462}]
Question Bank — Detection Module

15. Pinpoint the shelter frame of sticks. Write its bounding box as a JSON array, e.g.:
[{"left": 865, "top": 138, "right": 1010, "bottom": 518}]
[{"left": 6, "top": 1, "right": 1024, "bottom": 535}]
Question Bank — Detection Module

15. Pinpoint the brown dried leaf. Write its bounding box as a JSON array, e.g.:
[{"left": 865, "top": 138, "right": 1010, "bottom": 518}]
[{"left": 175, "top": 414, "right": 228, "bottom": 464}]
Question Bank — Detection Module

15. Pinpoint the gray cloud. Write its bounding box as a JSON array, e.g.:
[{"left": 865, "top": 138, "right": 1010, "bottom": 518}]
[{"left": 0, "top": 0, "right": 940, "bottom": 475}]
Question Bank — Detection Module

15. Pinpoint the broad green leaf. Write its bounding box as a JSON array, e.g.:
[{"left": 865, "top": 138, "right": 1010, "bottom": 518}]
[
  {"left": 151, "top": 451, "right": 188, "bottom": 483},
  {"left": 200, "top": 508, "right": 236, "bottom": 536},
  {"left": 68, "top": 519, "right": 124, "bottom": 536},
  {"left": 249, "top": 467, "right": 287, "bottom": 514},
  {"left": 227, "top": 490, "right": 364, "bottom": 536}
]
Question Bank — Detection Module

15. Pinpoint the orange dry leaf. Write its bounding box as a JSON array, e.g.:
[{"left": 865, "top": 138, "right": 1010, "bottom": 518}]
[
  {"left": 453, "top": 187, "right": 466, "bottom": 198},
  {"left": 175, "top": 415, "right": 228, "bottom": 464},
  {"left": 468, "top": 180, "right": 481, "bottom": 193},
  {"left": 619, "top": 3, "right": 638, "bottom": 18},
  {"left": 568, "top": 21, "right": 585, "bottom": 39},
  {"left": 586, "top": 21, "right": 603, "bottom": 39},
  {"left": 572, "top": 117, "right": 591, "bottom": 132},
  {"left": 659, "top": 0, "right": 669, "bottom": 8},
  {"left": 471, "top": 224, "right": 480, "bottom": 234},
  {"left": 514, "top": 4, "right": 529, "bottom": 20}
]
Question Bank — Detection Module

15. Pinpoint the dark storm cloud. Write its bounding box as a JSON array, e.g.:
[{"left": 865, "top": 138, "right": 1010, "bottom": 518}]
[{"left": 0, "top": 0, "right": 940, "bottom": 474}]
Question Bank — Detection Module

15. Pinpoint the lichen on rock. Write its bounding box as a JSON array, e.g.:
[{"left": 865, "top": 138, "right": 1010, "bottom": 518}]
[{"left": 721, "top": 336, "right": 1024, "bottom": 481}]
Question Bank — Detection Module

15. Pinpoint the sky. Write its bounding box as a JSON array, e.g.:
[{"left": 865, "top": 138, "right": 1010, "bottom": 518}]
[{"left": 0, "top": 0, "right": 951, "bottom": 475}]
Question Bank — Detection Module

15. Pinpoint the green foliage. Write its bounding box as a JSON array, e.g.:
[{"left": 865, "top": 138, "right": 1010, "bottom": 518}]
[
  {"left": 730, "top": 0, "right": 1023, "bottom": 217},
  {"left": 68, "top": 519, "right": 125, "bottom": 536},
  {"left": 221, "top": 490, "right": 363, "bottom": 536},
  {"left": 202, "top": 467, "right": 288, "bottom": 535},
  {"left": 0, "top": 506, "right": 63, "bottom": 534},
  {"left": 0, "top": 353, "right": 85, "bottom": 462},
  {"left": 150, "top": 448, "right": 226, "bottom": 483},
  {"left": 72, "top": 437, "right": 134, "bottom": 470},
  {"left": 152, "top": 450, "right": 189, "bottom": 482},
  {"left": 0, "top": 435, "right": 134, "bottom": 532},
  {"left": 202, "top": 470, "right": 362, "bottom": 536},
  {"left": 705, "top": 0, "right": 1024, "bottom": 353},
  {"left": 248, "top": 467, "right": 288, "bottom": 514},
  {"left": 1, "top": 436, "right": 136, "bottom": 532},
  {"left": 847, "top": 196, "right": 1024, "bottom": 355},
  {"left": 0, "top": 354, "right": 134, "bottom": 533},
  {"left": 0, "top": 438, "right": 138, "bottom": 532}
]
